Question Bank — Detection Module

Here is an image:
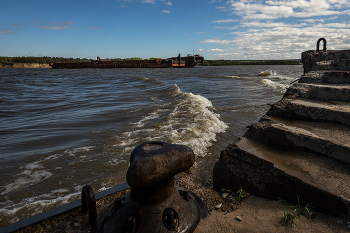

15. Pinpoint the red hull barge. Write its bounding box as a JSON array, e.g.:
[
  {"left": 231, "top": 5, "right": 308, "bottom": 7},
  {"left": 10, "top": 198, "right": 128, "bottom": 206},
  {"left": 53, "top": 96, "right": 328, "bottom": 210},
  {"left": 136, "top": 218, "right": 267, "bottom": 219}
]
[{"left": 49, "top": 54, "right": 203, "bottom": 69}]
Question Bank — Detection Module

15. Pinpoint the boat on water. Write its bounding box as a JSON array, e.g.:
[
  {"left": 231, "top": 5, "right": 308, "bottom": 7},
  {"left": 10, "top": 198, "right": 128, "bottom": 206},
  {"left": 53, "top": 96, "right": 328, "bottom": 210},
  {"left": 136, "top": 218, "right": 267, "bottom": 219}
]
[{"left": 49, "top": 54, "right": 204, "bottom": 69}]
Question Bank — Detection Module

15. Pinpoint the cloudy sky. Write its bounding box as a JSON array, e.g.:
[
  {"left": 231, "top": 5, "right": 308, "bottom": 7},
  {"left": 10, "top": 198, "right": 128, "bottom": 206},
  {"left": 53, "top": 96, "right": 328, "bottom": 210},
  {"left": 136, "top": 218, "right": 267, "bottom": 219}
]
[{"left": 1, "top": 0, "right": 349, "bottom": 60}]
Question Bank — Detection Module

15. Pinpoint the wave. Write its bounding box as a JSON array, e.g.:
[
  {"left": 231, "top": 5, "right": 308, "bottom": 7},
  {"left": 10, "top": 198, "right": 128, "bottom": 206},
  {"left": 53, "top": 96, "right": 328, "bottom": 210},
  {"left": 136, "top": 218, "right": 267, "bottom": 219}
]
[
  {"left": 0, "top": 187, "right": 81, "bottom": 225},
  {"left": 1, "top": 162, "right": 52, "bottom": 195},
  {"left": 114, "top": 86, "right": 228, "bottom": 157},
  {"left": 224, "top": 75, "right": 251, "bottom": 81},
  {"left": 258, "top": 70, "right": 294, "bottom": 80},
  {"left": 1, "top": 146, "right": 95, "bottom": 196},
  {"left": 257, "top": 79, "right": 289, "bottom": 94}
]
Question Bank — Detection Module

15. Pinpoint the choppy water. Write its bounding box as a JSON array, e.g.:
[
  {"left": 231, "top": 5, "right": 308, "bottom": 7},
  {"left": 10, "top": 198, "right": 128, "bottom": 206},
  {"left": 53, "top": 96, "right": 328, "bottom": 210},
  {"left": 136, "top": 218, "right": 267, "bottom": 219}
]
[{"left": 0, "top": 65, "right": 303, "bottom": 227}]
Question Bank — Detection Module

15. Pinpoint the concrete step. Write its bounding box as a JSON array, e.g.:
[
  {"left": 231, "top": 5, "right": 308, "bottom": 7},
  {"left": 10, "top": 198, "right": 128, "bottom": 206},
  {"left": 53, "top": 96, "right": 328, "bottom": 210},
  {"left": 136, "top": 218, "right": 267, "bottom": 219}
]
[
  {"left": 312, "top": 60, "right": 334, "bottom": 71},
  {"left": 245, "top": 115, "right": 350, "bottom": 164},
  {"left": 285, "top": 83, "right": 350, "bottom": 102},
  {"left": 311, "top": 59, "right": 350, "bottom": 71},
  {"left": 267, "top": 98, "right": 350, "bottom": 126},
  {"left": 300, "top": 71, "right": 350, "bottom": 84},
  {"left": 213, "top": 137, "right": 350, "bottom": 217}
]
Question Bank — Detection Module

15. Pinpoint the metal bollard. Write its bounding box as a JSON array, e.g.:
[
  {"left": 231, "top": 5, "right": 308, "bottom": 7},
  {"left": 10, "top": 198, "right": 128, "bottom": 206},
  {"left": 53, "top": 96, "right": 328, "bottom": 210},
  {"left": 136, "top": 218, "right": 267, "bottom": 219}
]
[
  {"left": 81, "top": 184, "right": 97, "bottom": 225},
  {"left": 316, "top": 38, "right": 327, "bottom": 52},
  {"left": 97, "top": 141, "right": 207, "bottom": 233}
]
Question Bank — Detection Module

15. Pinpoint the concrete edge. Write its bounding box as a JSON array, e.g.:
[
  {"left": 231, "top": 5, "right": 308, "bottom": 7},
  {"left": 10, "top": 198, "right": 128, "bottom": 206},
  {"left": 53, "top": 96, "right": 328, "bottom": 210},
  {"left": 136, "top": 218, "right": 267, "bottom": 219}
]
[{"left": 0, "top": 183, "right": 130, "bottom": 233}]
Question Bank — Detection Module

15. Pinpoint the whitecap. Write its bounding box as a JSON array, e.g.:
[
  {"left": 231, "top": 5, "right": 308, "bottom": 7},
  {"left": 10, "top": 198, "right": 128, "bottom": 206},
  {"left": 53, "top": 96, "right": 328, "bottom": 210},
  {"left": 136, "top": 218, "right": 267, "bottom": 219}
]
[{"left": 257, "top": 79, "right": 289, "bottom": 94}]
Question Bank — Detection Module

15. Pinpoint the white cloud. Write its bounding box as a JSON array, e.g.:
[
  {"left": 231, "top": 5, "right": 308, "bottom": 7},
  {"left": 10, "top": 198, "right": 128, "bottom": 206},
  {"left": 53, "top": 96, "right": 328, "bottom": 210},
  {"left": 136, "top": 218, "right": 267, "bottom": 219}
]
[
  {"left": 162, "top": 10, "right": 170, "bottom": 13},
  {"left": 0, "top": 29, "right": 15, "bottom": 34},
  {"left": 40, "top": 26, "right": 70, "bottom": 30},
  {"left": 200, "top": 39, "right": 233, "bottom": 45},
  {"left": 213, "top": 19, "right": 237, "bottom": 23},
  {"left": 202, "top": 23, "right": 350, "bottom": 59},
  {"left": 201, "top": 0, "right": 350, "bottom": 59},
  {"left": 228, "top": 0, "right": 350, "bottom": 19},
  {"left": 33, "top": 20, "right": 76, "bottom": 30},
  {"left": 142, "top": 0, "right": 155, "bottom": 4},
  {"left": 209, "top": 48, "right": 224, "bottom": 51},
  {"left": 160, "top": 0, "right": 172, "bottom": 5}
]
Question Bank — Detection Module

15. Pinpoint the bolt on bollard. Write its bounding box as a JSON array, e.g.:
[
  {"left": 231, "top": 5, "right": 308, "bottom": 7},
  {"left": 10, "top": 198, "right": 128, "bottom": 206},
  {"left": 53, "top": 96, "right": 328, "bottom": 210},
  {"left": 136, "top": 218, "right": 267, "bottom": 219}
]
[
  {"left": 81, "top": 184, "right": 97, "bottom": 225},
  {"left": 94, "top": 141, "right": 207, "bottom": 233}
]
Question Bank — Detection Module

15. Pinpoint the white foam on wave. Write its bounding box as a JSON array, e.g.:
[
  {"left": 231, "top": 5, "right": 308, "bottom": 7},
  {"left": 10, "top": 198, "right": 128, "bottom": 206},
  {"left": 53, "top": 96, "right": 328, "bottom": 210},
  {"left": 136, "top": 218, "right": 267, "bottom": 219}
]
[
  {"left": 132, "top": 111, "right": 161, "bottom": 128},
  {"left": 65, "top": 146, "right": 95, "bottom": 157},
  {"left": 259, "top": 70, "right": 294, "bottom": 80},
  {"left": 166, "top": 92, "right": 228, "bottom": 156},
  {"left": 258, "top": 71, "right": 273, "bottom": 76},
  {"left": 226, "top": 75, "right": 240, "bottom": 79},
  {"left": 1, "top": 162, "right": 52, "bottom": 195},
  {"left": 224, "top": 75, "right": 250, "bottom": 81},
  {"left": 115, "top": 86, "right": 228, "bottom": 157},
  {"left": 258, "top": 79, "right": 289, "bottom": 94},
  {"left": 1, "top": 146, "right": 95, "bottom": 196},
  {"left": 0, "top": 187, "right": 80, "bottom": 224}
]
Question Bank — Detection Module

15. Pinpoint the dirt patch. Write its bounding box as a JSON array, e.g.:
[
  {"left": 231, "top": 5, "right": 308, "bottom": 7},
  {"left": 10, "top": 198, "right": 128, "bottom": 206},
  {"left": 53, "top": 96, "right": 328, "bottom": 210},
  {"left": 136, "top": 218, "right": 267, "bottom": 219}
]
[{"left": 196, "top": 195, "right": 350, "bottom": 233}]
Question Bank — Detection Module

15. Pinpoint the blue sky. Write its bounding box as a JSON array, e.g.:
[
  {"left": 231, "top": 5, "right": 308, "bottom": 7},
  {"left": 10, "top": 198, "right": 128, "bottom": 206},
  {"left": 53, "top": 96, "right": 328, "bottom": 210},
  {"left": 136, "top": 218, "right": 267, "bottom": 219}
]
[{"left": 1, "top": 0, "right": 350, "bottom": 60}]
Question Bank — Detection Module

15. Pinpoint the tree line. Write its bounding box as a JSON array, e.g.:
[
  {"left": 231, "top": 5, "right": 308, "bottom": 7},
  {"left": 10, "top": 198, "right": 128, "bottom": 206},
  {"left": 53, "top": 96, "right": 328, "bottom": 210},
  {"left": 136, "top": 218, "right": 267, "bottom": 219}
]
[
  {"left": 198, "top": 59, "right": 302, "bottom": 66},
  {"left": 0, "top": 56, "right": 163, "bottom": 65},
  {"left": 1, "top": 56, "right": 302, "bottom": 66}
]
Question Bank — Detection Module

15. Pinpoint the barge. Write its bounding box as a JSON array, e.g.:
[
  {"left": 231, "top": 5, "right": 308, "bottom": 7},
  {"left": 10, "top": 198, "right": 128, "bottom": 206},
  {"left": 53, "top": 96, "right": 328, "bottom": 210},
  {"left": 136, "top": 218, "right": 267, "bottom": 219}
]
[{"left": 49, "top": 54, "right": 203, "bottom": 69}]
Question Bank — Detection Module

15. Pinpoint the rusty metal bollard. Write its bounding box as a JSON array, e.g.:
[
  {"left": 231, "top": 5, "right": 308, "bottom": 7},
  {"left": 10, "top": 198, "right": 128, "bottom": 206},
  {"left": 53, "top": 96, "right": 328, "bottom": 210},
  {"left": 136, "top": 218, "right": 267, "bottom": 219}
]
[
  {"left": 81, "top": 184, "right": 97, "bottom": 225},
  {"left": 316, "top": 38, "right": 327, "bottom": 52},
  {"left": 97, "top": 141, "right": 207, "bottom": 233}
]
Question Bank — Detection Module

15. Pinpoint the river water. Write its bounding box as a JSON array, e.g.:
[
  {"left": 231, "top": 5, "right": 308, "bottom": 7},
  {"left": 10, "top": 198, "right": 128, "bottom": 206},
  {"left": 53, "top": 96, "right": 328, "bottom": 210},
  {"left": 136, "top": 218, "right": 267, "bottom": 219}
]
[{"left": 0, "top": 65, "right": 303, "bottom": 227}]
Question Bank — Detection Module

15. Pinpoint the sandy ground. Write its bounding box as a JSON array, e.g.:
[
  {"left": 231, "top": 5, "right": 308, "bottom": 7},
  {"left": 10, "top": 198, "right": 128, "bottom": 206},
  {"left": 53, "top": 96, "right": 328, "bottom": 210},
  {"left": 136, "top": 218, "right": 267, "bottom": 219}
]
[{"left": 195, "top": 195, "right": 350, "bottom": 233}]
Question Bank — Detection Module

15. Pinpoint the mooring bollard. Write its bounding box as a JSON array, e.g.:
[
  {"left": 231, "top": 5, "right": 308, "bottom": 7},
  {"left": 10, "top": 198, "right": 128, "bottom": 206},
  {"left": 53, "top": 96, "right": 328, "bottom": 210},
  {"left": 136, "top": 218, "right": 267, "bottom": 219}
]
[
  {"left": 316, "top": 38, "right": 327, "bottom": 52},
  {"left": 81, "top": 184, "right": 97, "bottom": 225},
  {"left": 94, "top": 141, "right": 207, "bottom": 233}
]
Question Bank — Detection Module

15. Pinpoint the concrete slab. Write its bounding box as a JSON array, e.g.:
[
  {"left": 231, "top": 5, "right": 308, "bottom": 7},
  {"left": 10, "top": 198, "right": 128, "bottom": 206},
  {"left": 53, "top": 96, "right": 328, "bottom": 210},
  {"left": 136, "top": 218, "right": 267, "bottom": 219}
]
[
  {"left": 285, "top": 83, "right": 350, "bottom": 101},
  {"left": 213, "top": 137, "right": 350, "bottom": 217},
  {"left": 301, "top": 50, "right": 350, "bottom": 73},
  {"left": 245, "top": 115, "right": 350, "bottom": 164},
  {"left": 300, "top": 71, "right": 350, "bottom": 84},
  {"left": 268, "top": 98, "right": 350, "bottom": 126}
]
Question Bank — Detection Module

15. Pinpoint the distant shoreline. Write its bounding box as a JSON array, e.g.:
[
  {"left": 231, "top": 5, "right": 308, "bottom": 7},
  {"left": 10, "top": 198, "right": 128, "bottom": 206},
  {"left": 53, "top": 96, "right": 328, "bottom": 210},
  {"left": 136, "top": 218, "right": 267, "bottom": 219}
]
[
  {"left": 0, "top": 63, "right": 50, "bottom": 68},
  {"left": 0, "top": 59, "right": 302, "bottom": 69},
  {"left": 0, "top": 56, "right": 301, "bottom": 68},
  {"left": 198, "top": 59, "right": 302, "bottom": 66}
]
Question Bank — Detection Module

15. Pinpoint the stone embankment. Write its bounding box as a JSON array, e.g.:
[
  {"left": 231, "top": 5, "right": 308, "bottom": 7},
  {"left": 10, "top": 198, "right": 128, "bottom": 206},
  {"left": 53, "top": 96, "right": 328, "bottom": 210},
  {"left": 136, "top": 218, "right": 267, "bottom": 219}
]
[
  {"left": 213, "top": 44, "right": 350, "bottom": 218},
  {"left": 0, "top": 63, "right": 50, "bottom": 68}
]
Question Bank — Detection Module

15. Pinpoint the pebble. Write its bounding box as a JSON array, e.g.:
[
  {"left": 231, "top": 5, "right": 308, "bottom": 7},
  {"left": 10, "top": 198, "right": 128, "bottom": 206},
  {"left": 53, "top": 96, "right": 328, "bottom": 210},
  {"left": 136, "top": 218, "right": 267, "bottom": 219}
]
[
  {"left": 235, "top": 216, "right": 242, "bottom": 222},
  {"left": 336, "top": 220, "right": 343, "bottom": 225},
  {"left": 74, "top": 223, "right": 80, "bottom": 227},
  {"left": 222, "top": 193, "right": 229, "bottom": 199},
  {"left": 215, "top": 203, "right": 222, "bottom": 209}
]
